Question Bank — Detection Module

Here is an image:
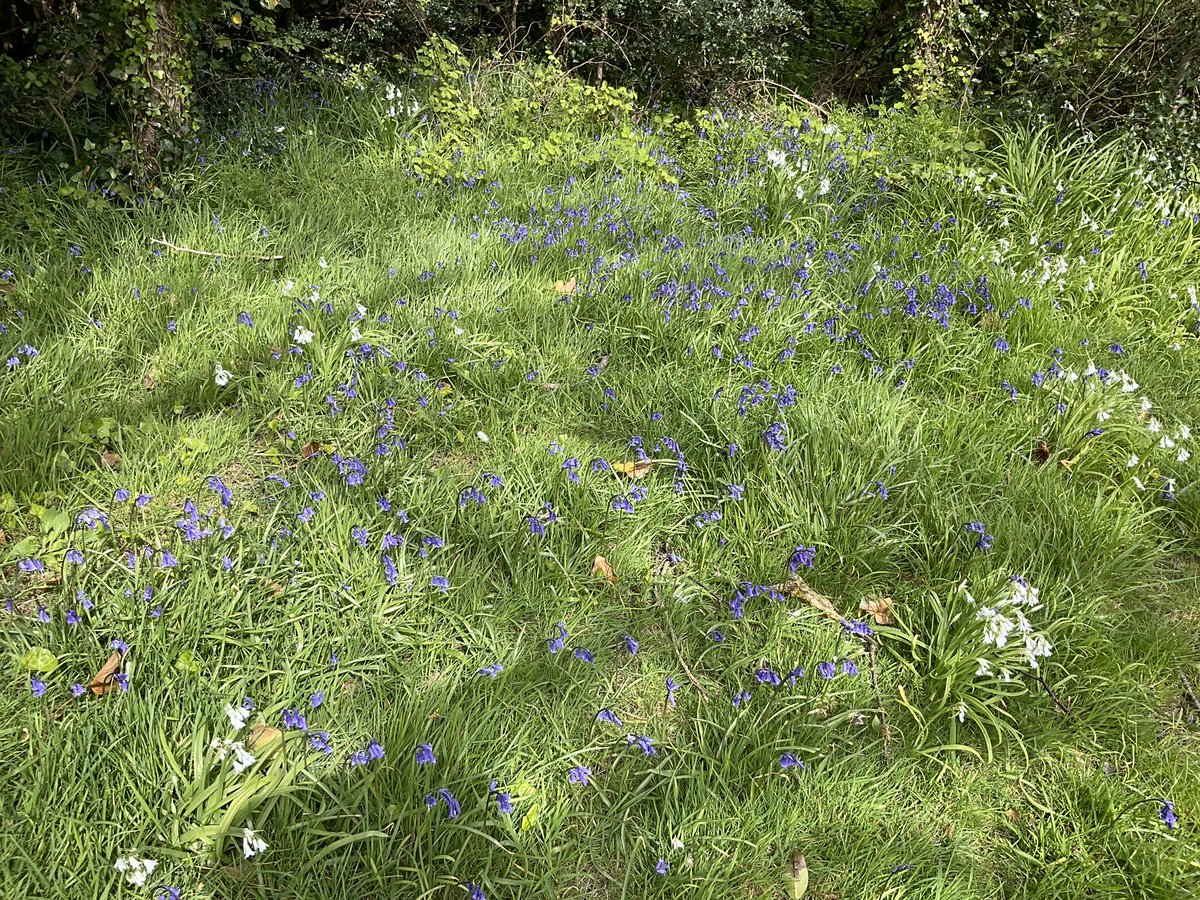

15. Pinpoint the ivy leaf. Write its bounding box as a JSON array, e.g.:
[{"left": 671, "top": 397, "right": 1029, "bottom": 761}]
[
  {"left": 175, "top": 649, "right": 201, "bottom": 674},
  {"left": 17, "top": 647, "right": 60, "bottom": 674}
]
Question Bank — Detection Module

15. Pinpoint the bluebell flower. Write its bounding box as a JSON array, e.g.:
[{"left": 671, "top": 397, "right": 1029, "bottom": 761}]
[
  {"left": 155, "top": 887, "right": 182, "bottom": 900},
  {"left": 309, "top": 732, "right": 333, "bottom": 754},
  {"left": 478, "top": 663, "right": 504, "bottom": 678},
  {"left": 816, "top": 662, "right": 836, "bottom": 680},
  {"left": 840, "top": 659, "right": 859, "bottom": 676},
  {"left": 351, "top": 525, "right": 369, "bottom": 547},
  {"left": 574, "top": 647, "right": 595, "bottom": 663},
  {"left": 842, "top": 618, "right": 874, "bottom": 639},
  {"left": 466, "top": 884, "right": 486, "bottom": 900},
  {"left": 489, "top": 781, "right": 514, "bottom": 814},
  {"left": 19, "top": 558, "right": 44, "bottom": 573},
  {"left": 623, "top": 635, "right": 639, "bottom": 656},
  {"left": 732, "top": 690, "right": 751, "bottom": 707},
  {"left": 282, "top": 708, "right": 308, "bottom": 731},
  {"left": 426, "top": 788, "right": 461, "bottom": 818},
  {"left": 65, "top": 548, "right": 85, "bottom": 566},
  {"left": 549, "top": 622, "right": 568, "bottom": 654},
  {"left": 779, "top": 753, "right": 805, "bottom": 770},
  {"left": 114, "top": 488, "right": 131, "bottom": 503},
  {"left": 727, "top": 484, "right": 744, "bottom": 500},
  {"left": 655, "top": 859, "right": 669, "bottom": 875},
  {"left": 568, "top": 765, "right": 593, "bottom": 785},
  {"left": 111, "top": 639, "right": 129, "bottom": 653},
  {"left": 72, "top": 683, "right": 86, "bottom": 697},
  {"left": 431, "top": 575, "right": 450, "bottom": 592},
  {"left": 755, "top": 668, "right": 782, "bottom": 686},
  {"left": 310, "top": 691, "right": 324, "bottom": 708},
  {"left": 666, "top": 677, "right": 678, "bottom": 707},
  {"left": 1159, "top": 799, "right": 1177, "bottom": 830},
  {"left": 66, "top": 609, "right": 80, "bottom": 625},
  {"left": 415, "top": 743, "right": 436, "bottom": 765},
  {"left": 712, "top": 629, "right": 726, "bottom": 642},
  {"left": 31, "top": 676, "right": 47, "bottom": 698},
  {"left": 238, "top": 311, "right": 255, "bottom": 328},
  {"left": 114, "top": 673, "right": 129, "bottom": 692},
  {"left": 788, "top": 545, "right": 816, "bottom": 572},
  {"left": 527, "top": 517, "right": 546, "bottom": 538},
  {"left": 626, "top": 734, "right": 657, "bottom": 755},
  {"left": 160, "top": 549, "right": 178, "bottom": 568},
  {"left": 597, "top": 709, "right": 623, "bottom": 726},
  {"left": 367, "top": 741, "right": 385, "bottom": 760},
  {"left": 762, "top": 422, "right": 788, "bottom": 451}
]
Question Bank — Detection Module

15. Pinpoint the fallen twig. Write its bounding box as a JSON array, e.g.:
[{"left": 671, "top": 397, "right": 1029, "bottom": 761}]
[
  {"left": 151, "top": 236, "right": 283, "bottom": 262},
  {"left": 665, "top": 616, "right": 710, "bottom": 703},
  {"left": 1179, "top": 668, "right": 1200, "bottom": 716},
  {"left": 868, "top": 639, "right": 892, "bottom": 763},
  {"left": 1021, "top": 668, "right": 1072, "bottom": 717}
]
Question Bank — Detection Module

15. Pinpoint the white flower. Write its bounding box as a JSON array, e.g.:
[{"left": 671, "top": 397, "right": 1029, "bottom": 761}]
[
  {"left": 293, "top": 325, "right": 314, "bottom": 345},
  {"left": 1120, "top": 374, "right": 1139, "bottom": 393},
  {"left": 242, "top": 827, "right": 268, "bottom": 858},
  {"left": 280, "top": 278, "right": 296, "bottom": 296},
  {"left": 818, "top": 177, "right": 831, "bottom": 195},
  {"left": 214, "top": 363, "right": 232, "bottom": 386},
  {"left": 1180, "top": 424, "right": 1191, "bottom": 440},
  {"left": 476, "top": 431, "right": 490, "bottom": 443},
  {"left": 230, "top": 743, "right": 257, "bottom": 774},
  {"left": 956, "top": 701, "right": 968, "bottom": 723},
  {"left": 1140, "top": 397, "right": 1153, "bottom": 412},
  {"left": 225, "top": 703, "right": 251, "bottom": 731},
  {"left": 670, "top": 837, "right": 686, "bottom": 850},
  {"left": 766, "top": 149, "right": 786, "bottom": 168},
  {"left": 1023, "top": 634, "right": 1053, "bottom": 668},
  {"left": 1133, "top": 476, "right": 1145, "bottom": 490},
  {"left": 975, "top": 658, "right": 993, "bottom": 676},
  {"left": 1147, "top": 418, "right": 1162, "bottom": 434},
  {"left": 1096, "top": 409, "right": 1111, "bottom": 421},
  {"left": 1158, "top": 435, "right": 1175, "bottom": 450},
  {"left": 350, "top": 326, "right": 362, "bottom": 342},
  {"left": 113, "top": 856, "right": 157, "bottom": 887},
  {"left": 1127, "top": 454, "right": 1140, "bottom": 468},
  {"left": 1178, "top": 448, "right": 1191, "bottom": 463},
  {"left": 318, "top": 257, "right": 329, "bottom": 269}
]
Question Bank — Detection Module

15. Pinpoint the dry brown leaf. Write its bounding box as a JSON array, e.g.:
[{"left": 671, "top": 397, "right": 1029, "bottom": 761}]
[
  {"left": 553, "top": 277, "right": 577, "bottom": 294},
  {"left": 592, "top": 555, "right": 617, "bottom": 583},
  {"left": 247, "top": 724, "right": 282, "bottom": 750},
  {"left": 142, "top": 370, "right": 156, "bottom": 392},
  {"left": 99, "top": 450, "right": 122, "bottom": 472},
  {"left": 859, "top": 594, "right": 895, "bottom": 626},
  {"left": 612, "top": 459, "right": 654, "bottom": 479},
  {"left": 1033, "top": 438, "right": 1051, "bottom": 465},
  {"left": 1005, "top": 808, "right": 1019, "bottom": 824},
  {"left": 89, "top": 651, "right": 122, "bottom": 695},
  {"left": 300, "top": 441, "right": 323, "bottom": 460},
  {"left": 0, "top": 529, "right": 6, "bottom": 545}
]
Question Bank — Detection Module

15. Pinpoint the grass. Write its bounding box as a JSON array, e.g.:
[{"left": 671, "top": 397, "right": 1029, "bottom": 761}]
[{"left": 1, "top": 65, "right": 1199, "bottom": 899}]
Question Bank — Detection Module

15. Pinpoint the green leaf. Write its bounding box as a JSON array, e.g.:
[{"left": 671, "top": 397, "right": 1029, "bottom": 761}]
[
  {"left": 175, "top": 649, "right": 201, "bottom": 675},
  {"left": 520, "top": 802, "right": 540, "bottom": 831},
  {"left": 18, "top": 647, "right": 60, "bottom": 674}
]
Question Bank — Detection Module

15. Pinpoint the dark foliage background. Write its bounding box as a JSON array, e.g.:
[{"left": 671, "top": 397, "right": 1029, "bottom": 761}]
[{"left": 1, "top": 0, "right": 1197, "bottom": 182}]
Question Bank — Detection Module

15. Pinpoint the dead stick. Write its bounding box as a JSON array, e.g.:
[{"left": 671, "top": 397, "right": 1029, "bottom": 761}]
[
  {"left": 868, "top": 640, "right": 892, "bottom": 763},
  {"left": 1179, "top": 669, "right": 1200, "bottom": 715},
  {"left": 1020, "top": 668, "right": 1071, "bottom": 717},
  {"left": 665, "top": 617, "right": 710, "bottom": 703},
  {"left": 151, "top": 236, "right": 283, "bottom": 262}
]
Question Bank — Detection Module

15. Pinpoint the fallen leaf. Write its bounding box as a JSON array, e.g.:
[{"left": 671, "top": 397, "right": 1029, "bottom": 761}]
[
  {"left": 553, "top": 278, "right": 577, "bottom": 294},
  {"left": 0, "top": 529, "right": 6, "bottom": 545},
  {"left": 611, "top": 459, "right": 654, "bottom": 479},
  {"left": 592, "top": 555, "right": 616, "bottom": 582},
  {"left": 89, "top": 651, "right": 122, "bottom": 695},
  {"left": 175, "top": 649, "right": 201, "bottom": 674},
  {"left": 142, "top": 370, "right": 156, "bottom": 391},
  {"left": 17, "top": 647, "right": 60, "bottom": 674},
  {"left": 787, "top": 851, "right": 809, "bottom": 900},
  {"left": 247, "top": 725, "right": 282, "bottom": 750},
  {"left": 300, "top": 441, "right": 323, "bottom": 459},
  {"left": 859, "top": 594, "right": 895, "bottom": 625},
  {"left": 99, "top": 450, "right": 122, "bottom": 472},
  {"left": 1033, "top": 438, "right": 1051, "bottom": 465},
  {"left": 1005, "top": 808, "right": 1019, "bottom": 824},
  {"left": 520, "top": 802, "right": 540, "bottom": 831}
]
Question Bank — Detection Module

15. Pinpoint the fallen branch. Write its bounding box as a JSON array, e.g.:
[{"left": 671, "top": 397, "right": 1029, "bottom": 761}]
[
  {"left": 151, "top": 236, "right": 284, "bottom": 262},
  {"left": 665, "top": 616, "right": 710, "bottom": 703},
  {"left": 868, "top": 639, "right": 893, "bottom": 763},
  {"left": 1020, "top": 668, "right": 1072, "bottom": 717}
]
